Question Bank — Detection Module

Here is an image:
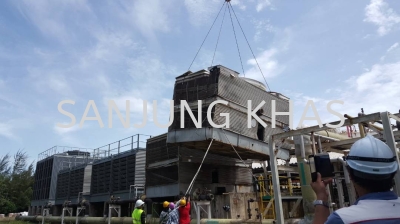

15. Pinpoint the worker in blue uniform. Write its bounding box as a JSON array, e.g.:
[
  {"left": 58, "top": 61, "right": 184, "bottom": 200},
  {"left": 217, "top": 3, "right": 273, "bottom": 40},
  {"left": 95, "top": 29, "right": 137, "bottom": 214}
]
[{"left": 311, "top": 135, "right": 400, "bottom": 224}]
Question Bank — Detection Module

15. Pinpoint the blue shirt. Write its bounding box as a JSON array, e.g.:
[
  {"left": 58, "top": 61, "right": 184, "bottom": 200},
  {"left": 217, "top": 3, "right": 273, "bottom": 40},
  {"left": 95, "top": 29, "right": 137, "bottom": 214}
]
[{"left": 326, "top": 191, "right": 400, "bottom": 224}]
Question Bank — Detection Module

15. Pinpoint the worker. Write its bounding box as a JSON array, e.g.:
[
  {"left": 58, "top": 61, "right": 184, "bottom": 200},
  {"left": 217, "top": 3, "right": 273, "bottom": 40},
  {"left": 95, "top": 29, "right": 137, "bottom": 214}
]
[
  {"left": 166, "top": 199, "right": 181, "bottom": 224},
  {"left": 311, "top": 135, "right": 400, "bottom": 224},
  {"left": 159, "top": 201, "right": 170, "bottom": 224},
  {"left": 178, "top": 196, "right": 191, "bottom": 224},
  {"left": 169, "top": 202, "right": 175, "bottom": 211},
  {"left": 132, "top": 199, "right": 146, "bottom": 224}
]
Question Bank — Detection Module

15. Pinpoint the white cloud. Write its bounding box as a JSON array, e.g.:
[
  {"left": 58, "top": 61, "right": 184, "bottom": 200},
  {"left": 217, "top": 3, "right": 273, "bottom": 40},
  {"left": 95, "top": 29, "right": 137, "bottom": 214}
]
[
  {"left": 0, "top": 123, "right": 15, "bottom": 139},
  {"left": 54, "top": 124, "right": 81, "bottom": 135},
  {"left": 126, "top": 0, "right": 174, "bottom": 41},
  {"left": 253, "top": 19, "right": 274, "bottom": 41},
  {"left": 184, "top": 0, "right": 222, "bottom": 26},
  {"left": 387, "top": 42, "right": 399, "bottom": 52},
  {"left": 245, "top": 48, "right": 283, "bottom": 85},
  {"left": 256, "top": 0, "right": 272, "bottom": 12},
  {"left": 292, "top": 60, "right": 400, "bottom": 128},
  {"left": 15, "top": 0, "right": 93, "bottom": 44},
  {"left": 364, "top": 0, "right": 400, "bottom": 36},
  {"left": 231, "top": 0, "right": 246, "bottom": 10}
]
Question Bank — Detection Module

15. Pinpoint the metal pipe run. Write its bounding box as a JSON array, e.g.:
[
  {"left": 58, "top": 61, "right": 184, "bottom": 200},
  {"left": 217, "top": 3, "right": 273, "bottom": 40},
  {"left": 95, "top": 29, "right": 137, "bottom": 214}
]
[{"left": 17, "top": 216, "right": 303, "bottom": 224}]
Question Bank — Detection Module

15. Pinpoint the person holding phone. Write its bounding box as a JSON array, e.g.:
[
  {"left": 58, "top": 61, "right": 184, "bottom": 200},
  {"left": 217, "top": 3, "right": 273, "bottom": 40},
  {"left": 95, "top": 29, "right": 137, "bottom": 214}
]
[{"left": 311, "top": 135, "right": 400, "bottom": 224}]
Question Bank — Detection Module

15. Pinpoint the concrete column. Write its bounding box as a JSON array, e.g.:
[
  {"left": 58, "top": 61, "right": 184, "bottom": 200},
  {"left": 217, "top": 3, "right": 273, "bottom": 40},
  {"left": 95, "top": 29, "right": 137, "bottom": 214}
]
[{"left": 294, "top": 135, "right": 316, "bottom": 224}]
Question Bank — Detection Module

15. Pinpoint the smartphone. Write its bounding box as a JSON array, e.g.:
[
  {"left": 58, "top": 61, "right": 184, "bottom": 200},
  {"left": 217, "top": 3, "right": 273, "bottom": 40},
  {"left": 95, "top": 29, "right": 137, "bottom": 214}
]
[{"left": 309, "top": 153, "right": 334, "bottom": 182}]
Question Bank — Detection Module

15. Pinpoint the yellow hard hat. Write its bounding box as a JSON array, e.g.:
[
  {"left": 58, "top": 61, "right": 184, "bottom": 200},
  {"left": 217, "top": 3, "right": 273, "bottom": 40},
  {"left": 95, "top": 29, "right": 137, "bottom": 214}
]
[
  {"left": 180, "top": 199, "right": 186, "bottom": 206},
  {"left": 163, "top": 201, "right": 169, "bottom": 208}
]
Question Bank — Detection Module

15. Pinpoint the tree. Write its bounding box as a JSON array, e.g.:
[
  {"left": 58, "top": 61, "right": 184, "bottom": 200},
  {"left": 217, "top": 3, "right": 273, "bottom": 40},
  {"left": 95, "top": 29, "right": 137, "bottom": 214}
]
[{"left": 0, "top": 150, "right": 35, "bottom": 214}]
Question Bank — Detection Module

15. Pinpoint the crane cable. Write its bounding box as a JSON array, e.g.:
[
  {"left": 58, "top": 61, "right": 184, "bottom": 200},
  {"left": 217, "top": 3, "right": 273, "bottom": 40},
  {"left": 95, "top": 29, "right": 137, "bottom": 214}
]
[
  {"left": 188, "top": 2, "right": 227, "bottom": 71},
  {"left": 211, "top": 3, "right": 228, "bottom": 67},
  {"left": 228, "top": 1, "right": 271, "bottom": 91},
  {"left": 227, "top": 2, "right": 246, "bottom": 77},
  {"left": 187, "top": 1, "right": 271, "bottom": 91}
]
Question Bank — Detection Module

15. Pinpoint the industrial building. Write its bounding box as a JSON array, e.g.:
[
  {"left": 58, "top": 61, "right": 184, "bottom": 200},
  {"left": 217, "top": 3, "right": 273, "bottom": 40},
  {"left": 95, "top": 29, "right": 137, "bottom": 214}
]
[
  {"left": 29, "top": 134, "right": 149, "bottom": 218},
  {"left": 25, "top": 65, "right": 400, "bottom": 224}
]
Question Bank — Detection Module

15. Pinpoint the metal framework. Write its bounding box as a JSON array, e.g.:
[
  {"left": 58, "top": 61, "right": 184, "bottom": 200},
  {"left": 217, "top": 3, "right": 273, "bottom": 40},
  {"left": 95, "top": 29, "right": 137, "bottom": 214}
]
[
  {"left": 192, "top": 201, "right": 212, "bottom": 224},
  {"left": 75, "top": 206, "right": 86, "bottom": 224},
  {"left": 108, "top": 204, "right": 121, "bottom": 224},
  {"left": 268, "top": 111, "right": 400, "bottom": 223},
  {"left": 61, "top": 207, "right": 73, "bottom": 224},
  {"left": 41, "top": 208, "right": 50, "bottom": 224}
]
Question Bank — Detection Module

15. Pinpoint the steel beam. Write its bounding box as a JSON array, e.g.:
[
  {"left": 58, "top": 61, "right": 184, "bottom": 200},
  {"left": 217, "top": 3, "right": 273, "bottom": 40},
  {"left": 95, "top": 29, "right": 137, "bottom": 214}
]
[
  {"left": 273, "top": 112, "right": 382, "bottom": 139},
  {"left": 269, "top": 135, "right": 284, "bottom": 223},
  {"left": 324, "top": 130, "right": 400, "bottom": 148},
  {"left": 277, "top": 165, "right": 298, "bottom": 172},
  {"left": 389, "top": 113, "right": 400, "bottom": 123},
  {"left": 380, "top": 112, "right": 400, "bottom": 195}
]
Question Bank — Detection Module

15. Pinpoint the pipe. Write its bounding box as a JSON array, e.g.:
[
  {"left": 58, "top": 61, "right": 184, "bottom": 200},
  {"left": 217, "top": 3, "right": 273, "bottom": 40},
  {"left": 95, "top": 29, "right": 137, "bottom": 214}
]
[
  {"left": 294, "top": 135, "right": 315, "bottom": 224},
  {"left": 108, "top": 199, "right": 137, "bottom": 205},
  {"left": 315, "top": 131, "right": 349, "bottom": 141},
  {"left": 317, "top": 136, "right": 322, "bottom": 153},
  {"left": 311, "top": 132, "right": 316, "bottom": 155},
  {"left": 17, "top": 216, "right": 303, "bottom": 224}
]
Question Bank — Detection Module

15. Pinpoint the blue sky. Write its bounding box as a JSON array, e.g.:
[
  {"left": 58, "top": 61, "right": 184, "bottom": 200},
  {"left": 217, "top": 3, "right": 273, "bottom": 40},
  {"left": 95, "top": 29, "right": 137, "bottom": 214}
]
[{"left": 1, "top": 0, "right": 400, "bottom": 164}]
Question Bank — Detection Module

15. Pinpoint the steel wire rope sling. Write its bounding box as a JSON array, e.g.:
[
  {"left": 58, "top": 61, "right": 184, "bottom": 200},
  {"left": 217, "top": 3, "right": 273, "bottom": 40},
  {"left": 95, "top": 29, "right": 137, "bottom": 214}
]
[{"left": 185, "top": 139, "right": 214, "bottom": 196}]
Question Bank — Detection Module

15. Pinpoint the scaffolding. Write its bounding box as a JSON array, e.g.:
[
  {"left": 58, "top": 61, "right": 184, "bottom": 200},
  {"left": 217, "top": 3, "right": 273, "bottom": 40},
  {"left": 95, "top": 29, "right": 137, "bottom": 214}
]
[
  {"left": 257, "top": 173, "right": 303, "bottom": 219},
  {"left": 268, "top": 111, "right": 400, "bottom": 223}
]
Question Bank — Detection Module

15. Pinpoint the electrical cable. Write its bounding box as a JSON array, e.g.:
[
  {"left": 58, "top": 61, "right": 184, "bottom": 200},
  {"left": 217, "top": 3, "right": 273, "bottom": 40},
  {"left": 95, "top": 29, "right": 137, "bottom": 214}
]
[{"left": 228, "top": 2, "right": 271, "bottom": 91}]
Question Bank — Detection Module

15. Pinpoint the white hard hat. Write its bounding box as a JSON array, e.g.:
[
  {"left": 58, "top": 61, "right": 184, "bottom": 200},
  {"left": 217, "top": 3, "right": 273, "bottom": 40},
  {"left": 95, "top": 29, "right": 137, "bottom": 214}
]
[
  {"left": 346, "top": 135, "right": 398, "bottom": 178},
  {"left": 135, "top": 199, "right": 145, "bottom": 208}
]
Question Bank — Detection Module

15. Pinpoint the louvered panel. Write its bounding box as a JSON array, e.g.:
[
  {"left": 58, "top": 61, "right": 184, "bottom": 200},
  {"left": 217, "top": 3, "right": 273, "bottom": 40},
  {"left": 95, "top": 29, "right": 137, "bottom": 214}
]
[
  {"left": 146, "top": 134, "right": 179, "bottom": 164},
  {"left": 217, "top": 67, "right": 289, "bottom": 124},
  {"left": 178, "top": 163, "right": 212, "bottom": 184},
  {"left": 147, "top": 165, "right": 178, "bottom": 187},
  {"left": 135, "top": 150, "right": 146, "bottom": 186},
  {"left": 214, "top": 103, "right": 258, "bottom": 139}
]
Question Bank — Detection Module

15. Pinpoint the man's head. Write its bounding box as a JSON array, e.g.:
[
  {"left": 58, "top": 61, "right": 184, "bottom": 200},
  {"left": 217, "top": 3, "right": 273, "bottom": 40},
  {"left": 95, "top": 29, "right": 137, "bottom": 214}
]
[
  {"left": 179, "top": 197, "right": 187, "bottom": 207},
  {"left": 163, "top": 201, "right": 169, "bottom": 208},
  {"left": 135, "top": 199, "right": 145, "bottom": 209},
  {"left": 169, "top": 202, "right": 175, "bottom": 210},
  {"left": 346, "top": 135, "right": 398, "bottom": 193}
]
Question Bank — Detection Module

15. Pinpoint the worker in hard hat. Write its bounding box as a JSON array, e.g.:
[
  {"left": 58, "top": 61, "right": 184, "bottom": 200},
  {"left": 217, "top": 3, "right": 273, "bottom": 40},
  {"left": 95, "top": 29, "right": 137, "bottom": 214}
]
[
  {"left": 168, "top": 202, "right": 175, "bottom": 211},
  {"left": 132, "top": 199, "right": 146, "bottom": 224},
  {"left": 159, "top": 201, "right": 170, "bottom": 224},
  {"left": 178, "top": 196, "right": 191, "bottom": 224},
  {"left": 311, "top": 135, "right": 400, "bottom": 224},
  {"left": 166, "top": 199, "right": 182, "bottom": 224}
]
